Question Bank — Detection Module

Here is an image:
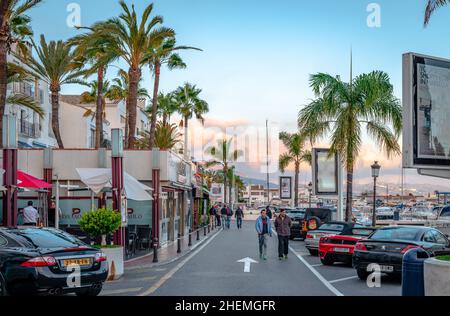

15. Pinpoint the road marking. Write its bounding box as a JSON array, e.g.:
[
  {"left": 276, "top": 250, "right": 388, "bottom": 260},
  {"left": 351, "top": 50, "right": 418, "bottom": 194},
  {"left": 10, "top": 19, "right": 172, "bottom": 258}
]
[
  {"left": 329, "top": 276, "right": 358, "bottom": 284},
  {"left": 138, "top": 229, "right": 222, "bottom": 296},
  {"left": 237, "top": 257, "right": 258, "bottom": 272},
  {"left": 311, "top": 263, "right": 323, "bottom": 267},
  {"left": 289, "top": 246, "right": 344, "bottom": 297},
  {"left": 102, "top": 287, "right": 143, "bottom": 296}
]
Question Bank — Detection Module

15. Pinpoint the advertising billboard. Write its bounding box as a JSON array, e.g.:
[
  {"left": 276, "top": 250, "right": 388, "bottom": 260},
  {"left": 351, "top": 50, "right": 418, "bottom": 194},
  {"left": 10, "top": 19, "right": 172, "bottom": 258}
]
[
  {"left": 403, "top": 53, "right": 450, "bottom": 170},
  {"left": 312, "top": 148, "right": 338, "bottom": 196},
  {"left": 279, "top": 177, "right": 292, "bottom": 200}
]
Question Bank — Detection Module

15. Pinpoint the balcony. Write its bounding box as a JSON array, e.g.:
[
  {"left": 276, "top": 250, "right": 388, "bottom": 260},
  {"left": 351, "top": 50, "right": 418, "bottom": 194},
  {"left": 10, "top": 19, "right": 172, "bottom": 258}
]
[{"left": 19, "top": 120, "right": 41, "bottom": 138}]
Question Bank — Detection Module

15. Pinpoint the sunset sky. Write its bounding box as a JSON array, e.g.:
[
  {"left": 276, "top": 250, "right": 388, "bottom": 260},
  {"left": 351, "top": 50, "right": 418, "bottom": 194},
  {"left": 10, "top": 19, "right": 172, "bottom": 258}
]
[{"left": 27, "top": 0, "right": 450, "bottom": 189}]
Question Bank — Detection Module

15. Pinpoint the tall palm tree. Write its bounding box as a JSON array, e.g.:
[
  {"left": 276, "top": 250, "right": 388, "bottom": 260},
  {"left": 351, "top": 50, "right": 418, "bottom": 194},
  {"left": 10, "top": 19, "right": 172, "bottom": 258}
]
[
  {"left": 69, "top": 25, "right": 117, "bottom": 148},
  {"left": 174, "top": 82, "right": 209, "bottom": 158},
  {"left": 0, "top": 0, "right": 42, "bottom": 146},
  {"left": 7, "top": 62, "right": 44, "bottom": 117},
  {"left": 80, "top": 80, "right": 115, "bottom": 125},
  {"left": 278, "top": 132, "right": 312, "bottom": 207},
  {"left": 205, "top": 139, "right": 243, "bottom": 204},
  {"left": 92, "top": 1, "right": 173, "bottom": 149},
  {"left": 298, "top": 71, "right": 402, "bottom": 222},
  {"left": 424, "top": 0, "right": 449, "bottom": 25},
  {"left": 20, "top": 35, "right": 86, "bottom": 148},
  {"left": 147, "top": 36, "right": 201, "bottom": 149},
  {"left": 154, "top": 92, "right": 178, "bottom": 125}
]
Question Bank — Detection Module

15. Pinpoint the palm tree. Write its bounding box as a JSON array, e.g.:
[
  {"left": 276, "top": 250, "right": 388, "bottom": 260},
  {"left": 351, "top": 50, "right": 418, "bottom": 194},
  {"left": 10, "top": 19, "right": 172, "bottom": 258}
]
[
  {"left": 205, "top": 139, "right": 243, "bottom": 204},
  {"left": 20, "top": 35, "right": 86, "bottom": 148},
  {"left": 69, "top": 25, "right": 117, "bottom": 148},
  {"left": 135, "top": 122, "right": 181, "bottom": 151},
  {"left": 147, "top": 36, "right": 201, "bottom": 149},
  {"left": 278, "top": 132, "right": 312, "bottom": 207},
  {"left": 7, "top": 62, "right": 44, "bottom": 117},
  {"left": 0, "top": 0, "right": 42, "bottom": 146},
  {"left": 424, "top": 0, "right": 449, "bottom": 25},
  {"left": 298, "top": 71, "right": 402, "bottom": 222},
  {"left": 174, "top": 82, "right": 209, "bottom": 158},
  {"left": 92, "top": 1, "right": 174, "bottom": 149},
  {"left": 80, "top": 80, "right": 115, "bottom": 126},
  {"left": 149, "top": 91, "right": 178, "bottom": 125}
]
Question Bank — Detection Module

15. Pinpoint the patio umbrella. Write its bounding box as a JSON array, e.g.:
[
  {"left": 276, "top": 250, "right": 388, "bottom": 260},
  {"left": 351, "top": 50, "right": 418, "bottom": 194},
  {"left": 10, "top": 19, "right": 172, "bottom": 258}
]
[{"left": 17, "top": 170, "right": 52, "bottom": 189}]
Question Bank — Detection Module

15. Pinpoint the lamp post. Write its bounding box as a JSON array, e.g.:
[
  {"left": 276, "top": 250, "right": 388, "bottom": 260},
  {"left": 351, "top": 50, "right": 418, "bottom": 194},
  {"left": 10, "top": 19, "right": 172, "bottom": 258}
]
[
  {"left": 371, "top": 161, "right": 381, "bottom": 227},
  {"left": 308, "top": 182, "right": 313, "bottom": 208}
]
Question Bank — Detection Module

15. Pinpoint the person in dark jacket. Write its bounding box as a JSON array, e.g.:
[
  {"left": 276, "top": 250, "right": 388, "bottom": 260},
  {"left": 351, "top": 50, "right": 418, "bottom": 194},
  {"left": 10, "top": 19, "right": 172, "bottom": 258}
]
[
  {"left": 274, "top": 209, "right": 292, "bottom": 260},
  {"left": 220, "top": 205, "right": 228, "bottom": 229},
  {"left": 266, "top": 206, "right": 273, "bottom": 220},
  {"left": 226, "top": 206, "right": 233, "bottom": 229},
  {"left": 235, "top": 206, "right": 244, "bottom": 229}
]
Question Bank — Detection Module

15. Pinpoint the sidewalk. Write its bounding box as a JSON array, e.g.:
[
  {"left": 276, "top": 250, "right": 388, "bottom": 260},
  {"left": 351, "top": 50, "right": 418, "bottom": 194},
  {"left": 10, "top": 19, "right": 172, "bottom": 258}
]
[{"left": 124, "top": 225, "right": 223, "bottom": 270}]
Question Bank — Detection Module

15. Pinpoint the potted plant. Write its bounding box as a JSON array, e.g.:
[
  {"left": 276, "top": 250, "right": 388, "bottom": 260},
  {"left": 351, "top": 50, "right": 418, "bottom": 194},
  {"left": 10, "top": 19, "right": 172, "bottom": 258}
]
[
  {"left": 424, "top": 255, "right": 450, "bottom": 296},
  {"left": 79, "top": 207, "right": 124, "bottom": 281}
]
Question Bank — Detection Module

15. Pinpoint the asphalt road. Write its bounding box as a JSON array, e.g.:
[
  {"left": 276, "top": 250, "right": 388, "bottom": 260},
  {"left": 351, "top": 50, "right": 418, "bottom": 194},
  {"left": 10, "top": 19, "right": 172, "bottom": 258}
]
[{"left": 101, "top": 219, "right": 402, "bottom": 296}]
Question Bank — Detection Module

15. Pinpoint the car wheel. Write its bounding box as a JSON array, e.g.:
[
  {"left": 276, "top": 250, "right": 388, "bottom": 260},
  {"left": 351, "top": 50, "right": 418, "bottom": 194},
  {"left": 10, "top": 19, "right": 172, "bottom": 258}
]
[
  {"left": 320, "top": 256, "right": 334, "bottom": 266},
  {"left": 356, "top": 268, "right": 370, "bottom": 281},
  {"left": 76, "top": 284, "right": 103, "bottom": 297},
  {"left": 308, "top": 249, "right": 318, "bottom": 256}
]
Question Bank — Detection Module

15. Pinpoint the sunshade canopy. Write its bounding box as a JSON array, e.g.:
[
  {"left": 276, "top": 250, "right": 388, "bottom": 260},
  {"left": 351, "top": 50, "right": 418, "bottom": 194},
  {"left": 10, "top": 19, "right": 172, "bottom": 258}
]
[
  {"left": 17, "top": 170, "right": 52, "bottom": 189},
  {"left": 76, "top": 168, "right": 153, "bottom": 201}
]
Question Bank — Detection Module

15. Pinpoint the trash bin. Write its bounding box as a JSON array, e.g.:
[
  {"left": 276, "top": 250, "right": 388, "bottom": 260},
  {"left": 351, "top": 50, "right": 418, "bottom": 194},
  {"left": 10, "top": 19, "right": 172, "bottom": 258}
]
[{"left": 402, "top": 248, "right": 430, "bottom": 296}]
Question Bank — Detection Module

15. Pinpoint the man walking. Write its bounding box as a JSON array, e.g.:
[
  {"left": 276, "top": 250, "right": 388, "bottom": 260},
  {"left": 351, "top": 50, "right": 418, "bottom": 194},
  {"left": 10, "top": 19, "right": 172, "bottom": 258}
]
[
  {"left": 22, "top": 201, "right": 40, "bottom": 226},
  {"left": 274, "top": 209, "right": 292, "bottom": 260},
  {"left": 255, "top": 210, "right": 272, "bottom": 260},
  {"left": 235, "top": 206, "right": 244, "bottom": 229},
  {"left": 220, "top": 204, "right": 228, "bottom": 229},
  {"left": 226, "top": 205, "right": 233, "bottom": 229}
]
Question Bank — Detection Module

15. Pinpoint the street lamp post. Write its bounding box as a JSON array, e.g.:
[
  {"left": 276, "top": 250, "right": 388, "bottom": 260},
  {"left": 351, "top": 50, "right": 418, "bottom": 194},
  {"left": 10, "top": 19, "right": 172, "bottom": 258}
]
[
  {"left": 308, "top": 182, "right": 313, "bottom": 208},
  {"left": 371, "top": 161, "right": 381, "bottom": 227}
]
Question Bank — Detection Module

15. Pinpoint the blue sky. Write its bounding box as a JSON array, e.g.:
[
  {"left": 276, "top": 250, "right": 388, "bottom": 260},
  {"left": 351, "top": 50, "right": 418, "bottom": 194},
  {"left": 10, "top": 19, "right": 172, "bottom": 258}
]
[{"left": 26, "top": 0, "right": 450, "bottom": 187}]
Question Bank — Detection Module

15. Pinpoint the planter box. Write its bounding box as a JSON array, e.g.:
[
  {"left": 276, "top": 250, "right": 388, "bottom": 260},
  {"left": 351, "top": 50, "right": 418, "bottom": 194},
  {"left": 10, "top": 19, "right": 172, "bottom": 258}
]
[
  {"left": 424, "top": 258, "right": 450, "bottom": 296},
  {"left": 102, "top": 247, "right": 124, "bottom": 281}
]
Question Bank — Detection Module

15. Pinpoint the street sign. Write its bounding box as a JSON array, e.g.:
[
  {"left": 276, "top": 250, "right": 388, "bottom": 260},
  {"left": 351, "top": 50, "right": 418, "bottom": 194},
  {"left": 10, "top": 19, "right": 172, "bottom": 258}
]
[{"left": 237, "top": 257, "right": 258, "bottom": 273}]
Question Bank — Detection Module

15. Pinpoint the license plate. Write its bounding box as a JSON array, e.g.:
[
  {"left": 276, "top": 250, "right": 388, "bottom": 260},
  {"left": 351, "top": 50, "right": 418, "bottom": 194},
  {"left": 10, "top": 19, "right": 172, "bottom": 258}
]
[
  {"left": 334, "top": 247, "right": 350, "bottom": 253},
  {"left": 380, "top": 265, "right": 394, "bottom": 272},
  {"left": 63, "top": 258, "right": 92, "bottom": 267}
]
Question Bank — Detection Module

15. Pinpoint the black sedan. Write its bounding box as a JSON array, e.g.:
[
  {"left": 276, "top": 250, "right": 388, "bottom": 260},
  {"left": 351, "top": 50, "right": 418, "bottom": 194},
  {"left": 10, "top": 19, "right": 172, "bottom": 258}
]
[
  {"left": 0, "top": 227, "right": 108, "bottom": 296},
  {"left": 353, "top": 226, "right": 450, "bottom": 280}
]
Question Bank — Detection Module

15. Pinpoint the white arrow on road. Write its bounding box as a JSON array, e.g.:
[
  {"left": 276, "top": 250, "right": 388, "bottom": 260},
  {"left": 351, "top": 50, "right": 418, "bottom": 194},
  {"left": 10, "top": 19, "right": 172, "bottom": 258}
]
[{"left": 237, "top": 257, "right": 258, "bottom": 273}]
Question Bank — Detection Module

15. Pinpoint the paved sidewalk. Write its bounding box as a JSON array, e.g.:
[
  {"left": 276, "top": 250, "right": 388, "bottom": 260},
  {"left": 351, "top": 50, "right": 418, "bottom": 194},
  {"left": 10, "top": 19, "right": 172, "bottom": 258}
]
[{"left": 124, "top": 225, "right": 223, "bottom": 270}]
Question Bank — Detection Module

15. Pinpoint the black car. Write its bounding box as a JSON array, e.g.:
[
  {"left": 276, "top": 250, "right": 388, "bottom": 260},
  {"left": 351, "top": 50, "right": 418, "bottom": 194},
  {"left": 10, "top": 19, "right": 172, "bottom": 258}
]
[
  {"left": 284, "top": 208, "right": 306, "bottom": 240},
  {"left": 353, "top": 226, "right": 450, "bottom": 280},
  {"left": 297, "top": 208, "right": 334, "bottom": 240},
  {"left": 0, "top": 227, "right": 109, "bottom": 296}
]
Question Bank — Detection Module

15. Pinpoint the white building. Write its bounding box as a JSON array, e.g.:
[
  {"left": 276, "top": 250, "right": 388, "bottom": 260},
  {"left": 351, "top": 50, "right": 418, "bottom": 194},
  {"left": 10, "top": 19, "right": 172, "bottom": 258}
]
[
  {"left": 59, "top": 95, "right": 149, "bottom": 148},
  {"left": 243, "top": 184, "right": 279, "bottom": 207},
  {"left": 6, "top": 44, "right": 57, "bottom": 148}
]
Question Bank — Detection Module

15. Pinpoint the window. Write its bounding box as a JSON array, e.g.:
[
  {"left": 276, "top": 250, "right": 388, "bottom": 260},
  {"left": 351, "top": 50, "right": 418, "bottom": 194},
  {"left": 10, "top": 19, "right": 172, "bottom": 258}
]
[
  {"left": 120, "top": 115, "right": 126, "bottom": 124},
  {"left": 423, "top": 231, "right": 436, "bottom": 243},
  {"left": 431, "top": 230, "right": 448, "bottom": 245},
  {"left": 370, "top": 227, "right": 420, "bottom": 241},
  {"left": 6, "top": 228, "right": 85, "bottom": 249},
  {"left": 0, "top": 235, "right": 7, "bottom": 247},
  {"left": 318, "top": 223, "right": 345, "bottom": 232},
  {"left": 39, "top": 89, "right": 44, "bottom": 105},
  {"left": 89, "top": 128, "right": 95, "bottom": 148}
]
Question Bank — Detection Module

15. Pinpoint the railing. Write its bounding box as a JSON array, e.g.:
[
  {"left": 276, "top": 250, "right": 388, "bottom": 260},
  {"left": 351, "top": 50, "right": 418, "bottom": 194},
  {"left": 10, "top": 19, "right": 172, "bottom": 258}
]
[{"left": 19, "top": 120, "right": 40, "bottom": 138}]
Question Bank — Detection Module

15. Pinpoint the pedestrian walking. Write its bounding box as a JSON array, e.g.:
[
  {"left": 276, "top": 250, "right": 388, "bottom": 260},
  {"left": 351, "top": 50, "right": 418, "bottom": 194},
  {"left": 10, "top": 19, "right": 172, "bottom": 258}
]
[
  {"left": 22, "top": 201, "right": 40, "bottom": 226},
  {"left": 220, "top": 204, "right": 228, "bottom": 229},
  {"left": 255, "top": 210, "right": 272, "bottom": 260},
  {"left": 209, "top": 204, "right": 217, "bottom": 226},
  {"left": 226, "top": 206, "right": 233, "bottom": 229},
  {"left": 215, "top": 205, "right": 221, "bottom": 226},
  {"left": 266, "top": 206, "right": 273, "bottom": 220},
  {"left": 274, "top": 209, "right": 292, "bottom": 260},
  {"left": 235, "top": 206, "right": 244, "bottom": 229}
]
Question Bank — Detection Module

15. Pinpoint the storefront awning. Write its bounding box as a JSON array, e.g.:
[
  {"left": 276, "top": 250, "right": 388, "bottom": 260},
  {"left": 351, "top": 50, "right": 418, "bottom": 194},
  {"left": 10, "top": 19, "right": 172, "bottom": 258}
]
[
  {"left": 76, "top": 168, "right": 153, "bottom": 201},
  {"left": 17, "top": 170, "right": 53, "bottom": 189}
]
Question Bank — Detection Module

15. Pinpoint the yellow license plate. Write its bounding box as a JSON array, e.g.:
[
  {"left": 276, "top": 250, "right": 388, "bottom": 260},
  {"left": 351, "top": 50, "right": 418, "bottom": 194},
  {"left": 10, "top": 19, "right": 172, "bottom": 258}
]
[{"left": 63, "top": 258, "right": 92, "bottom": 267}]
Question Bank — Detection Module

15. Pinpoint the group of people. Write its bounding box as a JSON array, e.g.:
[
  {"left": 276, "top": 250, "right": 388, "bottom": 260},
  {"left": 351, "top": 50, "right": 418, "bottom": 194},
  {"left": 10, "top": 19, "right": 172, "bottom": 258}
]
[
  {"left": 255, "top": 207, "right": 292, "bottom": 261},
  {"left": 209, "top": 204, "right": 245, "bottom": 229}
]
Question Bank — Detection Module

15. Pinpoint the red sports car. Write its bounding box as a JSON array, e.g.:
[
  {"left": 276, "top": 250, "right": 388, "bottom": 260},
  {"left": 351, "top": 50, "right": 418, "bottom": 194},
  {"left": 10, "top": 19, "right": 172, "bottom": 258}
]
[{"left": 318, "top": 228, "right": 376, "bottom": 266}]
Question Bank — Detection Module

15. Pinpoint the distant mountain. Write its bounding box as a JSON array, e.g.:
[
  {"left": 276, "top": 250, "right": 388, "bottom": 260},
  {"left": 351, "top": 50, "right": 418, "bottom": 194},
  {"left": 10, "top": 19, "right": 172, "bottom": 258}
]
[{"left": 241, "top": 177, "right": 278, "bottom": 189}]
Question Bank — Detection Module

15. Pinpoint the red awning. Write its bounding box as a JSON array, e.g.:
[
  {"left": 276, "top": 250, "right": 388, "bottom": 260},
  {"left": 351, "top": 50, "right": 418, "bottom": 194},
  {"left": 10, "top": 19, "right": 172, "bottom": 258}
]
[{"left": 17, "top": 170, "right": 52, "bottom": 189}]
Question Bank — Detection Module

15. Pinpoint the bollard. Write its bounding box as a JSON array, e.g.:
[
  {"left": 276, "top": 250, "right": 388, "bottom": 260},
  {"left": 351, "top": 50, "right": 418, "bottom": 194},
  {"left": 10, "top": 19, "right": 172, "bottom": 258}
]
[
  {"left": 197, "top": 229, "right": 200, "bottom": 241},
  {"left": 402, "top": 248, "right": 430, "bottom": 296},
  {"left": 208, "top": 224, "right": 211, "bottom": 234},
  {"left": 152, "top": 238, "right": 159, "bottom": 263},
  {"left": 188, "top": 229, "right": 192, "bottom": 247},
  {"left": 204, "top": 225, "right": 207, "bottom": 236},
  {"left": 177, "top": 233, "right": 181, "bottom": 254}
]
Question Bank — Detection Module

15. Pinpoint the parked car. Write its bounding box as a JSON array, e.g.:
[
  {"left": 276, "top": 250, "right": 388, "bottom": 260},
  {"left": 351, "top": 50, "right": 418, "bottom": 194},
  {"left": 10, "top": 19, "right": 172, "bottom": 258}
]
[
  {"left": 318, "top": 227, "right": 376, "bottom": 265},
  {"left": 305, "top": 221, "right": 367, "bottom": 255},
  {"left": 300, "top": 208, "right": 334, "bottom": 240},
  {"left": 0, "top": 227, "right": 109, "bottom": 296},
  {"left": 284, "top": 208, "right": 306, "bottom": 240},
  {"left": 353, "top": 226, "right": 450, "bottom": 280}
]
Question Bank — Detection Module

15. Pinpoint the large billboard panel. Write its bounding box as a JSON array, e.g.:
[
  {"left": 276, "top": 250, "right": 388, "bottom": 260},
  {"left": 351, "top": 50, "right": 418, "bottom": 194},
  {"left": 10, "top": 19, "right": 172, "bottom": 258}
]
[
  {"left": 312, "top": 148, "right": 338, "bottom": 196},
  {"left": 279, "top": 177, "right": 292, "bottom": 200},
  {"left": 403, "top": 53, "right": 450, "bottom": 170}
]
